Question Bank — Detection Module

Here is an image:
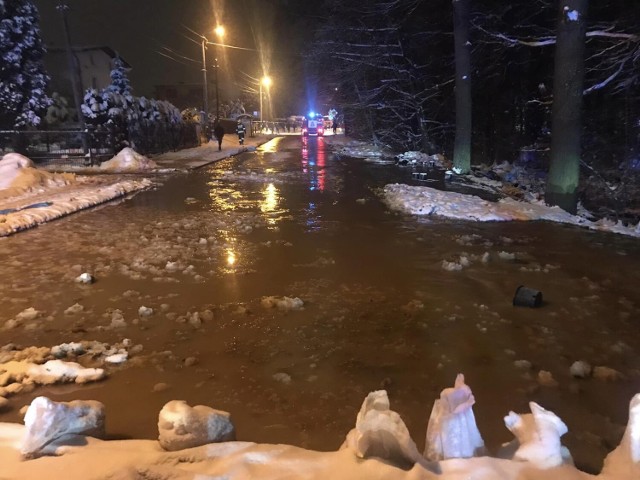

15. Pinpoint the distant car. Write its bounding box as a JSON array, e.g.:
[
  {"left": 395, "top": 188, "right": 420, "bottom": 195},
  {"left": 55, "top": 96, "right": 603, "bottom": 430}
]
[
  {"left": 322, "top": 116, "right": 332, "bottom": 129},
  {"left": 302, "top": 117, "right": 324, "bottom": 136}
]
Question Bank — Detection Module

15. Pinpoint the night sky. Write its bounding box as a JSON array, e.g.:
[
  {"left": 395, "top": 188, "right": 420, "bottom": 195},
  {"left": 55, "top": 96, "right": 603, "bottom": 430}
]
[{"left": 34, "top": 0, "right": 319, "bottom": 109}]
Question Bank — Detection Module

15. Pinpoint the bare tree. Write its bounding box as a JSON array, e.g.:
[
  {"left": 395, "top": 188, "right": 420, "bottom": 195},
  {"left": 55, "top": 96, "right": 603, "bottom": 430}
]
[{"left": 310, "top": 0, "right": 453, "bottom": 152}]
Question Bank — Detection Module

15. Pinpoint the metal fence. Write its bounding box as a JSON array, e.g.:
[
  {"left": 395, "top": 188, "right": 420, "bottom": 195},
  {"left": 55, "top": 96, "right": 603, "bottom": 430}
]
[
  {"left": 0, "top": 122, "right": 199, "bottom": 168},
  {"left": 0, "top": 129, "right": 116, "bottom": 168}
]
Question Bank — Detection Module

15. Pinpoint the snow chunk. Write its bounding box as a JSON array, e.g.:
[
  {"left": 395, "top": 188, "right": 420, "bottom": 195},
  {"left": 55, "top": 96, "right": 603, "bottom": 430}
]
[
  {"left": 64, "top": 303, "right": 84, "bottom": 315},
  {"left": 342, "top": 390, "right": 424, "bottom": 468},
  {"left": 51, "top": 343, "right": 84, "bottom": 358},
  {"left": 138, "top": 306, "right": 154, "bottom": 317},
  {"left": 74, "top": 273, "right": 95, "bottom": 284},
  {"left": 99, "top": 148, "right": 157, "bottom": 172},
  {"left": 261, "top": 296, "right": 304, "bottom": 310},
  {"left": 593, "top": 366, "right": 622, "bottom": 382},
  {"left": 28, "top": 360, "right": 105, "bottom": 384},
  {"left": 424, "top": 374, "right": 485, "bottom": 461},
  {"left": 104, "top": 352, "right": 128, "bottom": 364},
  {"left": 158, "top": 400, "right": 235, "bottom": 451},
  {"left": 537, "top": 370, "right": 558, "bottom": 387},
  {"left": 273, "top": 372, "right": 292, "bottom": 385},
  {"left": 569, "top": 361, "right": 592, "bottom": 378},
  {"left": 21, "top": 396, "right": 105, "bottom": 458},
  {"left": 503, "top": 402, "right": 571, "bottom": 469}
]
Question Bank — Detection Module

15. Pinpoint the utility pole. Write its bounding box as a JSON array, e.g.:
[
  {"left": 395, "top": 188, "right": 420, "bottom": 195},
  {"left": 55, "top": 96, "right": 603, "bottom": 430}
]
[
  {"left": 215, "top": 57, "right": 220, "bottom": 121},
  {"left": 201, "top": 38, "right": 209, "bottom": 136},
  {"left": 56, "top": 2, "right": 89, "bottom": 157}
]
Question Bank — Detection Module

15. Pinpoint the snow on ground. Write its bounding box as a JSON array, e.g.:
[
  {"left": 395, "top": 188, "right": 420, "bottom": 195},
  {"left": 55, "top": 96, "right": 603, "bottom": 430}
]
[
  {"left": 334, "top": 140, "right": 393, "bottom": 163},
  {"left": 0, "top": 152, "right": 153, "bottom": 237},
  {"left": 99, "top": 147, "right": 157, "bottom": 172},
  {"left": 383, "top": 183, "right": 640, "bottom": 238},
  {"left": 0, "top": 153, "right": 75, "bottom": 200},
  {"left": 0, "top": 378, "right": 638, "bottom": 479},
  {"left": 0, "top": 176, "right": 152, "bottom": 237}
]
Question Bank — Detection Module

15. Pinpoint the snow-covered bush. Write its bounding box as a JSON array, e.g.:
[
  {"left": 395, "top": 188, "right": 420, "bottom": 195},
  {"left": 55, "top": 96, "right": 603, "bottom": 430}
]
[{"left": 0, "top": 0, "right": 51, "bottom": 129}]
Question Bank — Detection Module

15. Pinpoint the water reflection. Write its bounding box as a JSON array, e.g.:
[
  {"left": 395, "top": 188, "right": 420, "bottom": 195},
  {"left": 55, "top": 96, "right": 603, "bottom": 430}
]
[
  {"left": 259, "top": 137, "right": 285, "bottom": 153},
  {"left": 207, "top": 179, "right": 246, "bottom": 212},
  {"left": 301, "top": 136, "right": 326, "bottom": 192}
]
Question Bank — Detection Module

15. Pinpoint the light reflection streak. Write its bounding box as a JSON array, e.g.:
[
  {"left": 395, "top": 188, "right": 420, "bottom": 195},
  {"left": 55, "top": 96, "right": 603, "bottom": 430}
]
[{"left": 300, "top": 136, "right": 326, "bottom": 192}]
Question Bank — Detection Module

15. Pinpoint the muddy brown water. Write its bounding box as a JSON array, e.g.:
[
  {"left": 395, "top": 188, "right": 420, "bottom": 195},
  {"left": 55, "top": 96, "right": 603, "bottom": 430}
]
[{"left": 1, "top": 136, "right": 639, "bottom": 473}]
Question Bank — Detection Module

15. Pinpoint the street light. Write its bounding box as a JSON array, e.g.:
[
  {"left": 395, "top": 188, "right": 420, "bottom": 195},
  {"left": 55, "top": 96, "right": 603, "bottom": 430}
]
[{"left": 260, "top": 76, "right": 272, "bottom": 125}]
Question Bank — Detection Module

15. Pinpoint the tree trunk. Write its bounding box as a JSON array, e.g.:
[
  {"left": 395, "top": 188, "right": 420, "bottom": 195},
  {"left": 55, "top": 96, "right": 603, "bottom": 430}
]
[
  {"left": 546, "top": 0, "right": 588, "bottom": 213},
  {"left": 452, "top": 0, "right": 472, "bottom": 174}
]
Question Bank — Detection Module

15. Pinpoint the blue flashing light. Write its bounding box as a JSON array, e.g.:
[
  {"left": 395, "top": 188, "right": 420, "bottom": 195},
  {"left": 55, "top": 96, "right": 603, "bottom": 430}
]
[{"left": 308, "top": 111, "right": 316, "bottom": 118}]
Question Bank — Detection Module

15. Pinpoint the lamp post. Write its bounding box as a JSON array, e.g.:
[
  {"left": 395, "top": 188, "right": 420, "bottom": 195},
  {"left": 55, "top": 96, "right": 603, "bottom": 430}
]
[
  {"left": 259, "top": 76, "right": 272, "bottom": 126},
  {"left": 214, "top": 25, "right": 224, "bottom": 121}
]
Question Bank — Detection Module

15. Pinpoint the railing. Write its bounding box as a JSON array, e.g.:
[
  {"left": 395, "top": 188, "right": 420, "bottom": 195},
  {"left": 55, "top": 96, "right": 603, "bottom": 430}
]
[
  {"left": 0, "top": 128, "right": 115, "bottom": 167},
  {"left": 0, "top": 122, "right": 199, "bottom": 168},
  {"left": 249, "top": 121, "right": 297, "bottom": 136}
]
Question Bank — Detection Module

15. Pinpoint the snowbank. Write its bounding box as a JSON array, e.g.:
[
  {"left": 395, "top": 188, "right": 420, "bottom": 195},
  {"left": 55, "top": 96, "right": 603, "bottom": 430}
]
[
  {"left": 99, "top": 147, "right": 157, "bottom": 172},
  {"left": 0, "top": 380, "right": 638, "bottom": 479},
  {"left": 0, "top": 153, "right": 75, "bottom": 200},
  {"left": 0, "top": 176, "right": 152, "bottom": 237},
  {"left": 335, "top": 141, "right": 392, "bottom": 162},
  {"left": 383, "top": 183, "right": 640, "bottom": 238}
]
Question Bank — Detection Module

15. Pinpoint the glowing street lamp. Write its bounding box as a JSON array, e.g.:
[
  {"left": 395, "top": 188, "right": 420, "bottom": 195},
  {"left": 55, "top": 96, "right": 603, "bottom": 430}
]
[{"left": 260, "top": 76, "right": 272, "bottom": 124}]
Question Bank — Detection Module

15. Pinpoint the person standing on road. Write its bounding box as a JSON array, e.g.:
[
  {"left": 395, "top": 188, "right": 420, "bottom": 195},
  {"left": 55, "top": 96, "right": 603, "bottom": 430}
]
[
  {"left": 214, "top": 122, "right": 225, "bottom": 151},
  {"left": 236, "top": 120, "right": 246, "bottom": 145}
]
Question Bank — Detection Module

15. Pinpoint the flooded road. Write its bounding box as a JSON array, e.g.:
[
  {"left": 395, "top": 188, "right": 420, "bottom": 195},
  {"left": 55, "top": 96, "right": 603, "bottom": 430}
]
[{"left": 1, "top": 136, "right": 639, "bottom": 472}]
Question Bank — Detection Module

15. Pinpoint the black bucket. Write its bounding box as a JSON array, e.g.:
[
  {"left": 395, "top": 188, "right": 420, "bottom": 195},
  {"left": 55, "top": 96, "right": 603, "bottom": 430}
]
[{"left": 513, "top": 286, "right": 543, "bottom": 308}]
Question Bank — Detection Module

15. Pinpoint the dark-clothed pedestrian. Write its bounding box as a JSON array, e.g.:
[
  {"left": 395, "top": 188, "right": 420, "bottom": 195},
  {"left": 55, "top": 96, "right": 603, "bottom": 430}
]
[
  {"left": 236, "top": 120, "right": 246, "bottom": 145},
  {"left": 332, "top": 119, "right": 338, "bottom": 135},
  {"left": 214, "top": 122, "right": 225, "bottom": 151}
]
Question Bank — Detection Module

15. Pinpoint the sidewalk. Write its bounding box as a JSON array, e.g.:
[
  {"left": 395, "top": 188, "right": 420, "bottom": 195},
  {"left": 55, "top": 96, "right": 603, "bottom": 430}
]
[{"left": 152, "top": 133, "right": 276, "bottom": 170}]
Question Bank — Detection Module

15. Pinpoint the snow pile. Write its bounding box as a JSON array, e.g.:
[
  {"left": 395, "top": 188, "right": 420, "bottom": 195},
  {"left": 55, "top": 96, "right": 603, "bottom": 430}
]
[
  {"left": 0, "top": 379, "right": 639, "bottom": 479},
  {"left": 158, "top": 400, "right": 235, "bottom": 451},
  {"left": 0, "top": 153, "right": 75, "bottom": 200},
  {"left": 0, "top": 359, "right": 105, "bottom": 386},
  {"left": 261, "top": 296, "right": 305, "bottom": 310},
  {"left": 335, "top": 141, "right": 392, "bottom": 163},
  {"left": 0, "top": 340, "right": 138, "bottom": 409},
  {"left": 21, "top": 397, "right": 105, "bottom": 458},
  {"left": 383, "top": 183, "right": 640, "bottom": 238},
  {"left": 99, "top": 147, "right": 157, "bottom": 172}
]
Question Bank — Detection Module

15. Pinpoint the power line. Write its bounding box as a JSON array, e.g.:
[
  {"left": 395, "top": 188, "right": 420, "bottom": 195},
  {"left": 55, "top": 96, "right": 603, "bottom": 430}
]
[{"left": 154, "top": 50, "right": 191, "bottom": 67}]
